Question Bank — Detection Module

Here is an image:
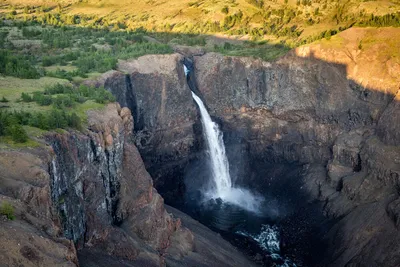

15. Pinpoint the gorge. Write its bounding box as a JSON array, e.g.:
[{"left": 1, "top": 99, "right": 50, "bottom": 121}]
[
  {"left": 1, "top": 27, "right": 400, "bottom": 267},
  {"left": 99, "top": 29, "right": 400, "bottom": 266}
]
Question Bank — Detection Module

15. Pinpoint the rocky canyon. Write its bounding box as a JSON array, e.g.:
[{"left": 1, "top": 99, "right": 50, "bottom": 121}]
[{"left": 1, "top": 27, "right": 400, "bottom": 267}]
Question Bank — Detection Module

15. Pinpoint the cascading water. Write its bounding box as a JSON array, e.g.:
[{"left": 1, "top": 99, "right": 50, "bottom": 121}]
[
  {"left": 191, "top": 92, "right": 232, "bottom": 193},
  {"left": 182, "top": 64, "right": 303, "bottom": 267},
  {"left": 191, "top": 90, "right": 262, "bottom": 213}
]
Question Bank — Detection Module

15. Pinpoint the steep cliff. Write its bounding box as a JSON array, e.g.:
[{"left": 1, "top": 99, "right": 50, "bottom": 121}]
[
  {"left": 192, "top": 41, "right": 400, "bottom": 266},
  {"left": 0, "top": 149, "right": 78, "bottom": 266},
  {"left": 97, "top": 27, "right": 400, "bottom": 266},
  {"left": 99, "top": 54, "right": 199, "bottom": 202},
  {"left": 47, "top": 103, "right": 184, "bottom": 265},
  {"left": 0, "top": 102, "right": 256, "bottom": 267}
]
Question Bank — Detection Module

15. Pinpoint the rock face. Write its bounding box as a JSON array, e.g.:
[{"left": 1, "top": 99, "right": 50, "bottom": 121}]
[
  {"left": 192, "top": 51, "right": 400, "bottom": 266},
  {"left": 0, "top": 149, "right": 78, "bottom": 266},
  {"left": 0, "top": 102, "right": 255, "bottom": 267},
  {"left": 100, "top": 55, "right": 199, "bottom": 202},
  {"left": 98, "top": 28, "right": 400, "bottom": 266},
  {"left": 47, "top": 103, "right": 186, "bottom": 265}
]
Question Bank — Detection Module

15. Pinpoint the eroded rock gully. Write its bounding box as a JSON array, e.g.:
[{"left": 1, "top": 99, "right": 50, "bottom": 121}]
[{"left": 97, "top": 44, "right": 400, "bottom": 266}]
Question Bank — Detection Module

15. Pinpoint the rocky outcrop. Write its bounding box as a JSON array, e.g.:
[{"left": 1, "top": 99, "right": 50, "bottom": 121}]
[{"left": 165, "top": 205, "right": 257, "bottom": 267}]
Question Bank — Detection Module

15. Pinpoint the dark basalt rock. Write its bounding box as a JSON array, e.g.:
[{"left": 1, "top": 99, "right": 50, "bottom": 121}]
[{"left": 98, "top": 51, "right": 400, "bottom": 266}]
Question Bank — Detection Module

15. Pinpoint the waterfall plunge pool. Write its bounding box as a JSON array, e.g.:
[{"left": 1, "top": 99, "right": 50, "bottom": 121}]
[{"left": 162, "top": 64, "right": 330, "bottom": 266}]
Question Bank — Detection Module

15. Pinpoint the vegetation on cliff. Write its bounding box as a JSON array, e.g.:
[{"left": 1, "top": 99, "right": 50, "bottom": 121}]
[
  {"left": 0, "top": 201, "right": 15, "bottom": 220},
  {"left": 0, "top": 81, "right": 115, "bottom": 143}
]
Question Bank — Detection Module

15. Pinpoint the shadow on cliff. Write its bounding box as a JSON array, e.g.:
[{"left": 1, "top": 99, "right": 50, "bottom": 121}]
[{"left": 101, "top": 31, "right": 400, "bottom": 267}]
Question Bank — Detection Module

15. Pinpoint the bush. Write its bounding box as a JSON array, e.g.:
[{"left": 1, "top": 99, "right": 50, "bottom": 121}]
[
  {"left": 53, "top": 95, "right": 74, "bottom": 108},
  {"left": 22, "top": 28, "right": 41, "bottom": 38},
  {"left": 0, "top": 96, "right": 9, "bottom": 103},
  {"left": 0, "top": 50, "right": 40, "bottom": 79},
  {"left": 32, "top": 92, "right": 52, "bottom": 106},
  {"left": 7, "top": 124, "right": 28, "bottom": 143},
  {"left": 0, "top": 202, "right": 15, "bottom": 220},
  {"left": 21, "top": 92, "right": 33, "bottom": 102},
  {"left": 42, "top": 56, "right": 57, "bottom": 67},
  {"left": 44, "top": 83, "right": 73, "bottom": 95},
  {"left": 67, "top": 112, "right": 81, "bottom": 130}
]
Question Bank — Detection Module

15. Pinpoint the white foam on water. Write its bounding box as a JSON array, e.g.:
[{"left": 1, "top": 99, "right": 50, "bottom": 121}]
[{"left": 237, "top": 225, "right": 297, "bottom": 267}]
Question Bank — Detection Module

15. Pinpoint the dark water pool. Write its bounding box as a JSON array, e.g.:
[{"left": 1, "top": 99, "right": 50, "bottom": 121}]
[{"left": 166, "top": 156, "right": 330, "bottom": 267}]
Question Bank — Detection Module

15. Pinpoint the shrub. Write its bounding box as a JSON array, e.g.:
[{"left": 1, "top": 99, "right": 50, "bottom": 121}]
[
  {"left": 44, "top": 83, "right": 73, "bottom": 95},
  {"left": 223, "top": 42, "right": 232, "bottom": 50},
  {"left": 0, "top": 50, "right": 40, "bottom": 79},
  {"left": 53, "top": 95, "right": 74, "bottom": 108},
  {"left": 22, "top": 28, "right": 41, "bottom": 38},
  {"left": 7, "top": 124, "right": 28, "bottom": 143},
  {"left": 42, "top": 56, "right": 57, "bottom": 67},
  {"left": 32, "top": 92, "right": 52, "bottom": 106},
  {"left": 0, "top": 96, "right": 9, "bottom": 103},
  {"left": 0, "top": 202, "right": 15, "bottom": 220},
  {"left": 21, "top": 92, "right": 33, "bottom": 102},
  {"left": 67, "top": 112, "right": 81, "bottom": 130}
]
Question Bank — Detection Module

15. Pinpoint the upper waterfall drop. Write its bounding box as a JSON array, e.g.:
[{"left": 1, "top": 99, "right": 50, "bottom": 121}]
[{"left": 185, "top": 64, "right": 262, "bottom": 213}]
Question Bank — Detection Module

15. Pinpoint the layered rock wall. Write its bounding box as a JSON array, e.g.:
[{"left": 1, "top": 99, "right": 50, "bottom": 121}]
[{"left": 98, "top": 34, "right": 400, "bottom": 265}]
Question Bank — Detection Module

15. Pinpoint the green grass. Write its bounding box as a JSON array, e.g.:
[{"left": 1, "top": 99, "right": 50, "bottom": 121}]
[
  {"left": 44, "top": 65, "right": 78, "bottom": 72},
  {"left": 0, "top": 135, "right": 41, "bottom": 148},
  {"left": 0, "top": 76, "right": 69, "bottom": 112},
  {"left": 24, "top": 125, "right": 47, "bottom": 138},
  {"left": 75, "top": 100, "right": 106, "bottom": 122}
]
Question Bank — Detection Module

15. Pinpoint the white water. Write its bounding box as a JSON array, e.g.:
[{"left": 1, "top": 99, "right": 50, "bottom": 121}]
[
  {"left": 191, "top": 91, "right": 262, "bottom": 213},
  {"left": 237, "top": 225, "right": 297, "bottom": 267}
]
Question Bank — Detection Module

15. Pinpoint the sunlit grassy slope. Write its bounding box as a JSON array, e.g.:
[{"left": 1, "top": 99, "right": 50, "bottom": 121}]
[{"left": 2, "top": 0, "right": 400, "bottom": 45}]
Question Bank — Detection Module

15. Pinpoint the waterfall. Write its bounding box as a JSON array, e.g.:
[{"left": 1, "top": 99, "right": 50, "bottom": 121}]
[
  {"left": 191, "top": 92, "right": 232, "bottom": 195},
  {"left": 191, "top": 91, "right": 262, "bottom": 213}
]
